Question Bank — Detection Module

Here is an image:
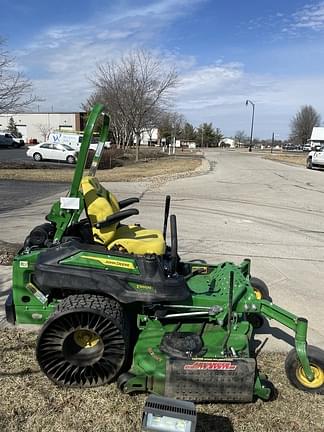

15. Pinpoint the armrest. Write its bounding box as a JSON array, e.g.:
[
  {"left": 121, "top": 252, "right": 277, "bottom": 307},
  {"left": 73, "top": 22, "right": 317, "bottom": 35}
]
[
  {"left": 118, "top": 197, "right": 140, "bottom": 209},
  {"left": 95, "top": 208, "right": 139, "bottom": 229}
]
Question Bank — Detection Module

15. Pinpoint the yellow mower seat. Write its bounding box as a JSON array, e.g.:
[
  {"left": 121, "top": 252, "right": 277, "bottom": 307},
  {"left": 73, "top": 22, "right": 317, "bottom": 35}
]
[
  {"left": 81, "top": 176, "right": 120, "bottom": 245},
  {"left": 108, "top": 224, "right": 165, "bottom": 255},
  {"left": 81, "top": 176, "right": 165, "bottom": 255}
]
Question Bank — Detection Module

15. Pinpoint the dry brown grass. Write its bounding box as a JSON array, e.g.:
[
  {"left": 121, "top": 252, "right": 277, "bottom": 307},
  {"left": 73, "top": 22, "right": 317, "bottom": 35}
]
[
  {"left": 0, "top": 328, "right": 323, "bottom": 432},
  {"left": 0, "top": 158, "right": 201, "bottom": 183},
  {"left": 0, "top": 241, "right": 21, "bottom": 265},
  {"left": 264, "top": 153, "right": 307, "bottom": 167}
]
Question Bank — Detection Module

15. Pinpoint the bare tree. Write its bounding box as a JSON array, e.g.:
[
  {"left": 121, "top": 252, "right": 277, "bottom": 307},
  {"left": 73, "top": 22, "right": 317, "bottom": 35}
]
[
  {"left": 88, "top": 49, "right": 178, "bottom": 161},
  {"left": 37, "top": 123, "right": 52, "bottom": 141},
  {"left": 234, "top": 130, "right": 248, "bottom": 147},
  {"left": 290, "top": 105, "right": 321, "bottom": 144},
  {"left": 157, "top": 111, "right": 185, "bottom": 145},
  {"left": 0, "top": 38, "right": 39, "bottom": 113},
  {"left": 83, "top": 91, "right": 133, "bottom": 149}
]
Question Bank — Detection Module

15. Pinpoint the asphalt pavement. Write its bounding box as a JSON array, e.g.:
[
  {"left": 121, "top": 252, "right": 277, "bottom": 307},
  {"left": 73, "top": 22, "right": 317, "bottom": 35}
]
[
  {"left": 0, "top": 180, "right": 69, "bottom": 213},
  {"left": 0, "top": 147, "right": 29, "bottom": 162},
  {"left": 0, "top": 146, "right": 76, "bottom": 167}
]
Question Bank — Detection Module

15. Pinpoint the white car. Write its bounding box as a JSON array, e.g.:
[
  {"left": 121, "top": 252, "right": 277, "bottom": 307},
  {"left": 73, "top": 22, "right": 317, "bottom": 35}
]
[
  {"left": 306, "top": 147, "right": 324, "bottom": 170},
  {"left": 27, "top": 142, "right": 77, "bottom": 164}
]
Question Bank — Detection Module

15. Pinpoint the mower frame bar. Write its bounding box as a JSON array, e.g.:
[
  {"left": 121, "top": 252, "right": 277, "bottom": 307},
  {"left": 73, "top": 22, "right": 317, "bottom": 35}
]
[{"left": 261, "top": 300, "right": 314, "bottom": 381}]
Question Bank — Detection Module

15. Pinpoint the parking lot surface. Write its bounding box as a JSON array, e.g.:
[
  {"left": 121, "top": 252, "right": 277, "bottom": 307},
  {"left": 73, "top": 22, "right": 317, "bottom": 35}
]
[{"left": 0, "top": 147, "right": 28, "bottom": 162}]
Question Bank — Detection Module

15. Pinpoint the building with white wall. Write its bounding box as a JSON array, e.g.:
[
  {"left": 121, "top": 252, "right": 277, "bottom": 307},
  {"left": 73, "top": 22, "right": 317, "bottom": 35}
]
[
  {"left": 219, "top": 137, "right": 236, "bottom": 148},
  {"left": 310, "top": 127, "right": 324, "bottom": 148},
  {"left": 0, "top": 112, "right": 86, "bottom": 143},
  {"left": 140, "top": 128, "right": 159, "bottom": 145}
]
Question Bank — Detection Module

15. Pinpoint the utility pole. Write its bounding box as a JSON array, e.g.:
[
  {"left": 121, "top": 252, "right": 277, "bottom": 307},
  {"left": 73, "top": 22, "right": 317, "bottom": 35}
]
[
  {"left": 245, "top": 100, "right": 255, "bottom": 152},
  {"left": 271, "top": 132, "right": 274, "bottom": 154}
]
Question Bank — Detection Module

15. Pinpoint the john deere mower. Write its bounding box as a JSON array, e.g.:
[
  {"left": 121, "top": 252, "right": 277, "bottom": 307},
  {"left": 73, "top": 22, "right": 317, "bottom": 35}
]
[{"left": 5, "top": 104, "right": 324, "bottom": 402}]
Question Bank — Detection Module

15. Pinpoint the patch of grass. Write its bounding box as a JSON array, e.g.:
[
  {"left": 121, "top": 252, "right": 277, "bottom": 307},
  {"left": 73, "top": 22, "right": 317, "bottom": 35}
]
[
  {"left": 0, "top": 329, "right": 323, "bottom": 432},
  {"left": 264, "top": 153, "right": 306, "bottom": 167},
  {"left": 0, "top": 158, "right": 201, "bottom": 182}
]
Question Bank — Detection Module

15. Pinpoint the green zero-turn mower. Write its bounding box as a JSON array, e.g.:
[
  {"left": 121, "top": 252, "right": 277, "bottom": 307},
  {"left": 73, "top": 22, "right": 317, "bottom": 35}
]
[{"left": 5, "top": 104, "right": 324, "bottom": 402}]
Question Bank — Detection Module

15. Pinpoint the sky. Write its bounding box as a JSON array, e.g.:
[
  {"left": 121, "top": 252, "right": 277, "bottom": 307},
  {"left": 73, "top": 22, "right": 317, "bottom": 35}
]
[{"left": 2, "top": 0, "right": 324, "bottom": 139}]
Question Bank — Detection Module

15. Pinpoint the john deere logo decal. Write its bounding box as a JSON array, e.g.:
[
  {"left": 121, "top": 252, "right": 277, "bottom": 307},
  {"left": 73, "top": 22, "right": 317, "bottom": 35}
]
[
  {"left": 80, "top": 255, "right": 136, "bottom": 270},
  {"left": 184, "top": 361, "right": 237, "bottom": 371}
]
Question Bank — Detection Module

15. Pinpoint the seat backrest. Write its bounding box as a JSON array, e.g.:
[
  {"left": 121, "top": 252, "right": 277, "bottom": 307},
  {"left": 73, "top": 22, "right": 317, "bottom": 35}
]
[{"left": 81, "top": 176, "right": 120, "bottom": 245}]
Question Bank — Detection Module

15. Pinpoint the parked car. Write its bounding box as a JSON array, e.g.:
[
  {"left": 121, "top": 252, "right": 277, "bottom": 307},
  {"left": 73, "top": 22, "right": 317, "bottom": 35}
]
[
  {"left": 306, "top": 147, "right": 324, "bottom": 170},
  {"left": 26, "top": 142, "right": 77, "bottom": 164},
  {"left": 283, "top": 144, "right": 297, "bottom": 151},
  {"left": 0, "top": 133, "right": 24, "bottom": 148},
  {"left": 303, "top": 144, "right": 312, "bottom": 152}
]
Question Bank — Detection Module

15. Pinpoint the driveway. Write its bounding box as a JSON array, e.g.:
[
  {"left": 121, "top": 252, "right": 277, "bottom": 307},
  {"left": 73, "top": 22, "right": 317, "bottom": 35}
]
[{"left": 0, "top": 149, "right": 323, "bottom": 352}]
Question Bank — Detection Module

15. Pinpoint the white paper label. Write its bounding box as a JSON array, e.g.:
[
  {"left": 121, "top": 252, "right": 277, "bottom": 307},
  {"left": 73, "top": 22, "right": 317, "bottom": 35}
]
[{"left": 60, "top": 197, "right": 80, "bottom": 210}]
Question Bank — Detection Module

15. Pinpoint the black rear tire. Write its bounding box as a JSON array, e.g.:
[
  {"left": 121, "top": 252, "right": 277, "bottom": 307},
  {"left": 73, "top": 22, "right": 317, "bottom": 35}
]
[
  {"left": 248, "top": 277, "right": 271, "bottom": 329},
  {"left": 285, "top": 345, "right": 324, "bottom": 394},
  {"left": 250, "top": 276, "right": 271, "bottom": 301},
  {"left": 36, "top": 294, "right": 129, "bottom": 387},
  {"left": 306, "top": 157, "right": 313, "bottom": 169}
]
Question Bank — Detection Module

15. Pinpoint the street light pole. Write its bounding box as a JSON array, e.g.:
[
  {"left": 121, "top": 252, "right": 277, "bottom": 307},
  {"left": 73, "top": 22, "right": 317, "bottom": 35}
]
[
  {"left": 271, "top": 132, "right": 274, "bottom": 154},
  {"left": 245, "top": 99, "right": 255, "bottom": 152}
]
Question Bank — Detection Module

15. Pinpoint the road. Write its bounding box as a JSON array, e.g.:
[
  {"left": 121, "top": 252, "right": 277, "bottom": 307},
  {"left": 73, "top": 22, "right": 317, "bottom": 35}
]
[
  {"left": 0, "top": 147, "right": 28, "bottom": 162},
  {"left": 0, "top": 149, "right": 324, "bottom": 352},
  {"left": 139, "top": 149, "right": 324, "bottom": 351}
]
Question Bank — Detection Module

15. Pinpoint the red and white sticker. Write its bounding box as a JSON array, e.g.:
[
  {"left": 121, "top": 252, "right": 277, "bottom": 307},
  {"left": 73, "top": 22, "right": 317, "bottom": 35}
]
[{"left": 184, "top": 361, "right": 237, "bottom": 371}]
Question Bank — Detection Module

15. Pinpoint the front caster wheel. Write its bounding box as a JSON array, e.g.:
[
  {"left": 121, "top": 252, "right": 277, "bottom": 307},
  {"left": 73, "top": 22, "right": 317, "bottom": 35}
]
[
  {"left": 36, "top": 294, "right": 129, "bottom": 387},
  {"left": 285, "top": 345, "right": 324, "bottom": 394}
]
